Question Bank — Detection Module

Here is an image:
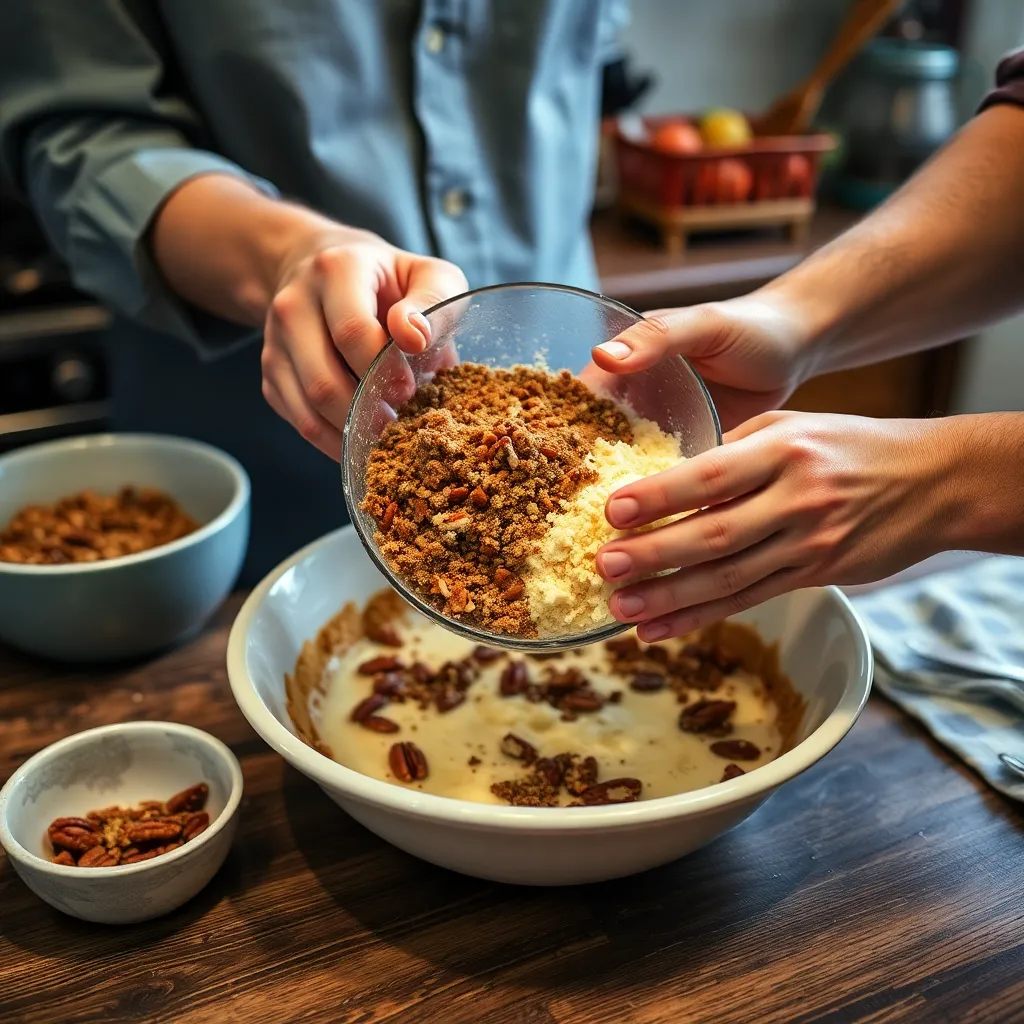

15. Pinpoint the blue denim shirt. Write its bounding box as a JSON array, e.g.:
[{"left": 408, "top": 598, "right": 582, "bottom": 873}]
[
  {"left": 0, "top": 0, "right": 628, "bottom": 581},
  {"left": 1, "top": 0, "right": 628, "bottom": 354}
]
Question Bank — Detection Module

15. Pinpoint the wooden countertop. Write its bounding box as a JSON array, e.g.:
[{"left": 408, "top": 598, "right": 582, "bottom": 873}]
[
  {"left": 3, "top": 594, "right": 1022, "bottom": 1024},
  {"left": 593, "top": 204, "right": 861, "bottom": 308}
]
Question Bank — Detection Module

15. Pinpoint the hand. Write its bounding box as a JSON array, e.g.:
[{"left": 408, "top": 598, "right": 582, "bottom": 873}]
[
  {"left": 595, "top": 411, "right": 958, "bottom": 642},
  {"left": 261, "top": 225, "right": 467, "bottom": 459},
  {"left": 591, "top": 292, "right": 816, "bottom": 431}
]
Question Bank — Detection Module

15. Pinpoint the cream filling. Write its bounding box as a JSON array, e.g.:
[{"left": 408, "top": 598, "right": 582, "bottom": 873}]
[{"left": 314, "top": 612, "right": 780, "bottom": 804}]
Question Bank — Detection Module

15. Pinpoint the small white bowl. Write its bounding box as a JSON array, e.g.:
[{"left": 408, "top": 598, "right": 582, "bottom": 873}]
[
  {"left": 228, "top": 526, "right": 873, "bottom": 886},
  {"left": 0, "top": 722, "right": 242, "bottom": 924}
]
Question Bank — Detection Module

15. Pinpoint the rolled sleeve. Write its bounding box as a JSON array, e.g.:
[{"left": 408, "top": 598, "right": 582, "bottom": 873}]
[
  {"left": 0, "top": 0, "right": 278, "bottom": 358},
  {"left": 979, "top": 47, "right": 1024, "bottom": 113},
  {"left": 41, "top": 133, "right": 278, "bottom": 357}
]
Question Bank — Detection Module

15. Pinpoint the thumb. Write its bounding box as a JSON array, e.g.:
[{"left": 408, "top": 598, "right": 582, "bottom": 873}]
[
  {"left": 387, "top": 257, "right": 469, "bottom": 355},
  {"left": 592, "top": 304, "right": 734, "bottom": 374}
]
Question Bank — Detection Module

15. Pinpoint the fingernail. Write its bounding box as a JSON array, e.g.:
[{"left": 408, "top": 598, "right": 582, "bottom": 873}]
[
  {"left": 409, "top": 312, "right": 431, "bottom": 349},
  {"left": 607, "top": 496, "right": 640, "bottom": 527},
  {"left": 616, "top": 593, "right": 646, "bottom": 617},
  {"left": 598, "top": 551, "right": 633, "bottom": 579},
  {"left": 596, "top": 340, "right": 632, "bottom": 360},
  {"left": 640, "top": 622, "right": 670, "bottom": 642}
]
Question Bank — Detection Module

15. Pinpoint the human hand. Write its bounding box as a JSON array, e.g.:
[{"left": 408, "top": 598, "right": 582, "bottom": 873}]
[
  {"left": 595, "top": 411, "right": 958, "bottom": 642},
  {"left": 261, "top": 224, "right": 467, "bottom": 459},
  {"left": 591, "top": 292, "right": 817, "bottom": 431}
]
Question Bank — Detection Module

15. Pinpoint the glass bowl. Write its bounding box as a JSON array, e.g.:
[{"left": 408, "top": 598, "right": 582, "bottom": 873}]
[{"left": 341, "top": 282, "right": 721, "bottom": 652}]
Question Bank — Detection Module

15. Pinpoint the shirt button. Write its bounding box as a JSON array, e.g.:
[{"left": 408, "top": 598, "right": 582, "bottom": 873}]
[
  {"left": 442, "top": 189, "right": 468, "bottom": 218},
  {"left": 424, "top": 26, "right": 445, "bottom": 54}
]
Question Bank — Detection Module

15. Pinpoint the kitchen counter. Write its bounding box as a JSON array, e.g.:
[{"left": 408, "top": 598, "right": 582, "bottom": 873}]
[
  {"left": 593, "top": 205, "right": 964, "bottom": 420},
  {"left": 2, "top": 591, "right": 1022, "bottom": 1024}
]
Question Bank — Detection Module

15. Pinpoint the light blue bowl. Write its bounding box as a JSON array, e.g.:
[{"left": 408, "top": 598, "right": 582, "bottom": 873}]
[{"left": 0, "top": 434, "right": 250, "bottom": 662}]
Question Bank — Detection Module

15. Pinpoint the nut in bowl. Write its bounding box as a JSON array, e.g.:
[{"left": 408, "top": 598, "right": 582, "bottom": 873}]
[
  {"left": 0, "top": 722, "right": 243, "bottom": 924},
  {"left": 0, "top": 433, "right": 250, "bottom": 662},
  {"left": 228, "top": 526, "right": 873, "bottom": 886},
  {"left": 342, "top": 283, "right": 722, "bottom": 653}
]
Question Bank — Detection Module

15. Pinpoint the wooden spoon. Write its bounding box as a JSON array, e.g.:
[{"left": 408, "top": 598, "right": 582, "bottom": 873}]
[{"left": 756, "top": 0, "right": 903, "bottom": 136}]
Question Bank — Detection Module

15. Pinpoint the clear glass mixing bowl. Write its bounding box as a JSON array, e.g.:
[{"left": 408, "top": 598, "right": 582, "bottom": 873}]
[{"left": 342, "top": 283, "right": 721, "bottom": 652}]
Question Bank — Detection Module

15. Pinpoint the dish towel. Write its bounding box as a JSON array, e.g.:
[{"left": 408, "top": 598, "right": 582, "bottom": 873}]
[{"left": 852, "top": 555, "right": 1024, "bottom": 803}]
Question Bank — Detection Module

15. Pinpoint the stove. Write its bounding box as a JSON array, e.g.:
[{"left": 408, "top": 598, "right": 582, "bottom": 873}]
[{"left": 0, "top": 192, "right": 111, "bottom": 452}]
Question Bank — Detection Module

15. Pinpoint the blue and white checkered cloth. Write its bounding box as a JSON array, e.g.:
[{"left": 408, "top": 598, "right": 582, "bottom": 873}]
[{"left": 852, "top": 555, "right": 1024, "bottom": 803}]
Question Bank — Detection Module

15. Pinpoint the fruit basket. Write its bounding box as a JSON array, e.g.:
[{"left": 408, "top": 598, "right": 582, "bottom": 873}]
[{"left": 615, "top": 114, "right": 836, "bottom": 253}]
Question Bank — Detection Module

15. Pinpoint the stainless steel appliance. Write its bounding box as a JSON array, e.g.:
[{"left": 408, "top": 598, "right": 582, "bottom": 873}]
[{"left": 0, "top": 193, "right": 110, "bottom": 452}]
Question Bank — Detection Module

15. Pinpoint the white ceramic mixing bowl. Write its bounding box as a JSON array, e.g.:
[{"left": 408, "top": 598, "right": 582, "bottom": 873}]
[{"left": 227, "top": 526, "right": 872, "bottom": 885}]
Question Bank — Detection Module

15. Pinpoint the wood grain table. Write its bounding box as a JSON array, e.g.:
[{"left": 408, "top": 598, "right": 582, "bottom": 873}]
[{"left": 2, "top": 594, "right": 1023, "bottom": 1024}]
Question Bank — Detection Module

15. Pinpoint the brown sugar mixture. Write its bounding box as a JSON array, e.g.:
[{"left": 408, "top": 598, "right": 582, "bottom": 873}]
[
  {"left": 361, "top": 364, "right": 633, "bottom": 637},
  {"left": 0, "top": 487, "right": 199, "bottom": 565}
]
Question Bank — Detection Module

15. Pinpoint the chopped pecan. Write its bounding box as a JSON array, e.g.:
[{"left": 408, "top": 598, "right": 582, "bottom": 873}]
[
  {"left": 469, "top": 486, "right": 489, "bottom": 508},
  {"left": 720, "top": 764, "right": 746, "bottom": 782},
  {"left": 501, "top": 579, "right": 525, "bottom": 601},
  {"left": 366, "top": 622, "right": 401, "bottom": 647},
  {"left": 500, "top": 732, "right": 538, "bottom": 765},
  {"left": 51, "top": 850, "right": 76, "bottom": 866},
  {"left": 679, "top": 699, "right": 736, "bottom": 735},
  {"left": 448, "top": 485, "right": 469, "bottom": 502},
  {"left": 373, "top": 671, "right": 409, "bottom": 698},
  {"left": 534, "top": 757, "right": 564, "bottom": 788},
  {"left": 381, "top": 501, "right": 399, "bottom": 533},
  {"left": 500, "top": 660, "right": 529, "bottom": 696},
  {"left": 165, "top": 782, "right": 209, "bottom": 815},
  {"left": 710, "top": 739, "right": 761, "bottom": 761},
  {"left": 563, "top": 755, "right": 599, "bottom": 796},
  {"left": 435, "top": 687, "right": 466, "bottom": 713},
  {"left": 389, "top": 741, "right": 428, "bottom": 782},
  {"left": 579, "top": 778, "right": 642, "bottom": 805}
]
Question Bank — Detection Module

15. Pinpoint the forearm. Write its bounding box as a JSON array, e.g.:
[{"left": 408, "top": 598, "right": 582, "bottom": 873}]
[
  {"left": 937, "top": 412, "right": 1024, "bottom": 556},
  {"left": 763, "top": 104, "right": 1024, "bottom": 377},
  {"left": 150, "top": 173, "right": 351, "bottom": 326}
]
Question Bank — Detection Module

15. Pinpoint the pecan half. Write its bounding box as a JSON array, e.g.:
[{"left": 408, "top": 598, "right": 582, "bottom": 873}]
[
  {"left": 389, "top": 742, "right": 428, "bottom": 783},
  {"left": 351, "top": 693, "right": 388, "bottom": 722},
  {"left": 630, "top": 672, "right": 665, "bottom": 693},
  {"left": 78, "top": 845, "right": 119, "bottom": 868},
  {"left": 679, "top": 699, "right": 736, "bottom": 735},
  {"left": 720, "top": 764, "right": 745, "bottom": 782},
  {"left": 47, "top": 817, "right": 98, "bottom": 837},
  {"left": 166, "top": 782, "right": 209, "bottom": 815},
  {"left": 561, "top": 691, "right": 604, "bottom": 712},
  {"left": 564, "top": 755, "right": 599, "bottom": 795},
  {"left": 361, "top": 715, "right": 401, "bottom": 734},
  {"left": 579, "top": 778, "right": 642, "bottom": 805},
  {"left": 125, "top": 820, "right": 182, "bottom": 845},
  {"left": 182, "top": 811, "right": 211, "bottom": 841},
  {"left": 710, "top": 739, "right": 761, "bottom": 761},
  {"left": 49, "top": 826, "right": 103, "bottom": 853},
  {"left": 358, "top": 655, "right": 404, "bottom": 675},
  {"left": 472, "top": 645, "right": 503, "bottom": 664},
  {"left": 500, "top": 732, "right": 538, "bottom": 765},
  {"left": 121, "top": 847, "right": 160, "bottom": 865},
  {"left": 373, "top": 671, "right": 409, "bottom": 698}
]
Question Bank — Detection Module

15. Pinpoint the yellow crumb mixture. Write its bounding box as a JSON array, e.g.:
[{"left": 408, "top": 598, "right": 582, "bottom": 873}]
[{"left": 525, "top": 415, "right": 683, "bottom": 636}]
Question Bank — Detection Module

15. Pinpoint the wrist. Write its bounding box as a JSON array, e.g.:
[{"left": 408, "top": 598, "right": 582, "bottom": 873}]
[{"left": 935, "top": 413, "right": 1024, "bottom": 556}]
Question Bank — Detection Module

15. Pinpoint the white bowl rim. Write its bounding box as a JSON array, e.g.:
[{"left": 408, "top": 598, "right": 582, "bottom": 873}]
[
  {"left": 228, "top": 525, "right": 874, "bottom": 831},
  {"left": 0, "top": 720, "right": 244, "bottom": 875},
  {"left": 0, "top": 433, "right": 250, "bottom": 576}
]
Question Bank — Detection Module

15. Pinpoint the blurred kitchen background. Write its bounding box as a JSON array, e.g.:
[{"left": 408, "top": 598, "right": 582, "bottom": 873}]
[{"left": 1, "top": 0, "right": 1022, "bottom": 452}]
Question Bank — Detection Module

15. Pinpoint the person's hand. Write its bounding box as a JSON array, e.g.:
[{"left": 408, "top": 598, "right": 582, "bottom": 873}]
[
  {"left": 591, "top": 292, "right": 817, "bottom": 431},
  {"left": 261, "top": 224, "right": 467, "bottom": 459},
  {"left": 595, "top": 411, "right": 958, "bottom": 642}
]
